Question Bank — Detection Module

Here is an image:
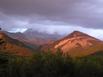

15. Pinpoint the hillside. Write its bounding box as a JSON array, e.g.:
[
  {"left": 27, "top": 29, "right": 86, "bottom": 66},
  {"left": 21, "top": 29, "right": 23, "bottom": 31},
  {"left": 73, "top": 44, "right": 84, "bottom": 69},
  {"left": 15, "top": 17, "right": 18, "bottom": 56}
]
[
  {"left": 42, "top": 31, "right": 103, "bottom": 57},
  {"left": 0, "top": 32, "right": 33, "bottom": 56}
]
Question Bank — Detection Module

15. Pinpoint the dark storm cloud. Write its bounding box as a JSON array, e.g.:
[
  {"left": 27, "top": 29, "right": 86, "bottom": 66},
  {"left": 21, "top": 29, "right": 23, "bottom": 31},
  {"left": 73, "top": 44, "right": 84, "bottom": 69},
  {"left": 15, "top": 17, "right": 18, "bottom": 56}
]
[{"left": 0, "top": 0, "right": 103, "bottom": 30}]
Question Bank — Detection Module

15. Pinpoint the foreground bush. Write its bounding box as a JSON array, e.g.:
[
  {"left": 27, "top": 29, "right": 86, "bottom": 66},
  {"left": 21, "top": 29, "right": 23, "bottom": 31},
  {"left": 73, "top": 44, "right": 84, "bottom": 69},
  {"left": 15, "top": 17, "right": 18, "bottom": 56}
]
[{"left": 0, "top": 51, "right": 103, "bottom": 77}]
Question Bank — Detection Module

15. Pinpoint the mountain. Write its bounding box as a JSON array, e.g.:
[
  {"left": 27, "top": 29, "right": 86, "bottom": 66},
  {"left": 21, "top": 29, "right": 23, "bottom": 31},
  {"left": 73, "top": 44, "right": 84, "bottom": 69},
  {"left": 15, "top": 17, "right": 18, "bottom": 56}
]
[
  {"left": 2, "top": 29, "right": 62, "bottom": 46},
  {"left": 1, "top": 30, "right": 62, "bottom": 51},
  {"left": 4, "top": 31, "right": 28, "bottom": 42},
  {"left": 2, "top": 31, "right": 28, "bottom": 43},
  {"left": 23, "top": 29, "right": 62, "bottom": 45},
  {"left": 0, "top": 32, "right": 33, "bottom": 56},
  {"left": 42, "top": 31, "right": 103, "bottom": 57}
]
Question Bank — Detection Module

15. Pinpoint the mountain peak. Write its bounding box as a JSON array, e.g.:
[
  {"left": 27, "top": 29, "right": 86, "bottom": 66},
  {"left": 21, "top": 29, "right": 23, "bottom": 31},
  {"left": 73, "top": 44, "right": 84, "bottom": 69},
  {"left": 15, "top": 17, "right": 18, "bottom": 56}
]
[
  {"left": 68, "top": 31, "right": 87, "bottom": 37},
  {"left": 42, "top": 31, "right": 103, "bottom": 57},
  {"left": 48, "top": 30, "right": 103, "bottom": 56},
  {"left": 71, "top": 31, "right": 82, "bottom": 34}
]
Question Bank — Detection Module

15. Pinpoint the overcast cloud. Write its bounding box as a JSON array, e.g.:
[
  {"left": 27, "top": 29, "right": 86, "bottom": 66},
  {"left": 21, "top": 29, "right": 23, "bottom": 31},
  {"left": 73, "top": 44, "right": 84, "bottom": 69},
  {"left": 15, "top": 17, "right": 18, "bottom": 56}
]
[{"left": 0, "top": 0, "right": 103, "bottom": 39}]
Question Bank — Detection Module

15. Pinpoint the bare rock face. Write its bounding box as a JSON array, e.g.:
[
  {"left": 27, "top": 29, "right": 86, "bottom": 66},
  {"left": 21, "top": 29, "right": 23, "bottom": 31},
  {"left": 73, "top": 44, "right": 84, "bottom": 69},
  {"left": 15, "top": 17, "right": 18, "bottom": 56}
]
[
  {"left": 43, "top": 31, "right": 103, "bottom": 57},
  {"left": 54, "top": 31, "right": 101, "bottom": 53}
]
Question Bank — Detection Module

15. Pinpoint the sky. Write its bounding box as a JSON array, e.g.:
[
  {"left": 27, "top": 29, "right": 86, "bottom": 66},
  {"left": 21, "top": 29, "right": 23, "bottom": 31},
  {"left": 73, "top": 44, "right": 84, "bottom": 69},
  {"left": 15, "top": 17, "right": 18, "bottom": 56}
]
[{"left": 0, "top": 0, "right": 103, "bottom": 39}]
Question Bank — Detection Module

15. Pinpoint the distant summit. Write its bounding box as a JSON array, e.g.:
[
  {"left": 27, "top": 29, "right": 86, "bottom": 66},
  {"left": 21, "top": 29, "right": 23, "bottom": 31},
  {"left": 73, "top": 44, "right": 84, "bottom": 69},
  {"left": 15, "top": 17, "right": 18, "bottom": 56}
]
[{"left": 24, "top": 29, "right": 62, "bottom": 45}]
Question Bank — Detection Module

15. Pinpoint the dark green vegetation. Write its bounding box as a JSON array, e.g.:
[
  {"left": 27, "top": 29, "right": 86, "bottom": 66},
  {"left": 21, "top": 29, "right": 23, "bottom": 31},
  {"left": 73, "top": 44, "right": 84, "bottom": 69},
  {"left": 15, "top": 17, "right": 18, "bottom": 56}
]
[{"left": 0, "top": 51, "right": 103, "bottom": 77}]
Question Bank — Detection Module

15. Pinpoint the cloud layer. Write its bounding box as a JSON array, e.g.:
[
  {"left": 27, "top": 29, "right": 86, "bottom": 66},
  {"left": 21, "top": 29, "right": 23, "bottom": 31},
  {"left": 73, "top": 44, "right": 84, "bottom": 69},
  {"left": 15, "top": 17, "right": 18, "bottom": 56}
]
[
  {"left": 0, "top": 0, "right": 103, "bottom": 28},
  {"left": 0, "top": 0, "right": 103, "bottom": 39}
]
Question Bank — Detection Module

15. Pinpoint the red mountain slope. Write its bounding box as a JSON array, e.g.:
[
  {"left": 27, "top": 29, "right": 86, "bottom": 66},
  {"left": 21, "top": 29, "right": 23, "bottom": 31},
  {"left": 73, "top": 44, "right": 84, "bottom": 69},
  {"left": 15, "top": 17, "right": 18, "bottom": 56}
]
[
  {"left": 42, "top": 31, "right": 103, "bottom": 57},
  {"left": 0, "top": 32, "right": 33, "bottom": 56}
]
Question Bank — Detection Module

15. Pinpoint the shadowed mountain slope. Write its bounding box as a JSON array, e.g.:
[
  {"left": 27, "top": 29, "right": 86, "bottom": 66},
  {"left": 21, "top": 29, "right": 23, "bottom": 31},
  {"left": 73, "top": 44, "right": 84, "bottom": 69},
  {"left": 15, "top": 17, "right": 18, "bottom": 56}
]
[{"left": 0, "top": 32, "right": 33, "bottom": 56}]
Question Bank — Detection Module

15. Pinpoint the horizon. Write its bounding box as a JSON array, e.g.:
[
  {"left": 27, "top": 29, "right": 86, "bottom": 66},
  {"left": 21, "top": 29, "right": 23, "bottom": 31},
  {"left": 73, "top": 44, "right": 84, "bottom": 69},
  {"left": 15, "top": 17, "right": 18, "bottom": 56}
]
[
  {"left": 5, "top": 28, "right": 103, "bottom": 41},
  {"left": 0, "top": 0, "right": 103, "bottom": 39}
]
